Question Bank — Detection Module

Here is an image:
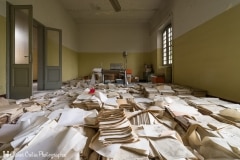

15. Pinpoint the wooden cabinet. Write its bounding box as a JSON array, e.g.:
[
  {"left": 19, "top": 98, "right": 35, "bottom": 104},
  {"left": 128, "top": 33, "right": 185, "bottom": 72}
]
[
  {"left": 102, "top": 69, "right": 126, "bottom": 84},
  {"left": 151, "top": 75, "right": 165, "bottom": 83}
]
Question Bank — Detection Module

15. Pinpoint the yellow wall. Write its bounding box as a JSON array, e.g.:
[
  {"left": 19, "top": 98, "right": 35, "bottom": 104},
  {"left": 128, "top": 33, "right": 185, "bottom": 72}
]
[
  {"left": 62, "top": 46, "right": 79, "bottom": 82},
  {"left": 150, "top": 49, "right": 157, "bottom": 74},
  {"left": 174, "top": 4, "right": 240, "bottom": 102},
  {"left": 47, "top": 37, "right": 60, "bottom": 66},
  {"left": 152, "top": 48, "right": 164, "bottom": 75},
  {"left": 0, "top": 15, "right": 6, "bottom": 95},
  {"left": 78, "top": 52, "right": 152, "bottom": 79},
  {"left": 151, "top": 48, "right": 172, "bottom": 83}
]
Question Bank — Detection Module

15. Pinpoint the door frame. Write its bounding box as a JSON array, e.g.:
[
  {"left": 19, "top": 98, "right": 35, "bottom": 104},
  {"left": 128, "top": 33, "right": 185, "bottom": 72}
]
[
  {"left": 33, "top": 20, "right": 45, "bottom": 90},
  {"left": 6, "top": 2, "right": 10, "bottom": 98}
]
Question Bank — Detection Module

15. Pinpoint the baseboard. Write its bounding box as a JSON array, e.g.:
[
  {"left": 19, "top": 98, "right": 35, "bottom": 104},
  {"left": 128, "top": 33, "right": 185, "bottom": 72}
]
[
  {"left": 0, "top": 94, "right": 6, "bottom": 98},
  {"left": 207, "top": 94, "right": 239, "bottom": 104}
]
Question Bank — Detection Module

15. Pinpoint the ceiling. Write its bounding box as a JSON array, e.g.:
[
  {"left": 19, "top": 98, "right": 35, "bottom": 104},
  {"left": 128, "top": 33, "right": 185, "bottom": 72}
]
[{"left": 58, "top": 0, "right": 170, "bottom": 24}]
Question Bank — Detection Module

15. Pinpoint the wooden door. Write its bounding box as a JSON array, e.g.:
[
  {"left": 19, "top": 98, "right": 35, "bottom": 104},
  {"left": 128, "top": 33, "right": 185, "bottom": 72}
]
[
  {"left": 7, "top": 4, "right": 33, "bottom": 99},
  {"left": 44, "top": 27, "right": 62, "bottom": 90}
]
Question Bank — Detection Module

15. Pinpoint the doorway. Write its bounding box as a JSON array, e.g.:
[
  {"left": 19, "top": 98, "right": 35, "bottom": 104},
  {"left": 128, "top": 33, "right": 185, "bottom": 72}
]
[
  {"left": 7, "top": 3, "right": 62, "bottom": 99},
  {"left": 6, "top": 3, "right": 33, "bottom": 99}
]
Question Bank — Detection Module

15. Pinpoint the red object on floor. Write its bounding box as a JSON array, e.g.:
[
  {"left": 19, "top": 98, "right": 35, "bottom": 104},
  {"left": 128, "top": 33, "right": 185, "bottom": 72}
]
[{"left": 88, "top": 88, "right": 95, "bottom": 94}]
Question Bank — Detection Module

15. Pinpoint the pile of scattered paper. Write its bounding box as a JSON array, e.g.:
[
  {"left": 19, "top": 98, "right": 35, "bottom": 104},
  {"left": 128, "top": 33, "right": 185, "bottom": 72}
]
[
  {"left": 143, "top": 86, "right": 158, "bottom": 98},
  {"left": 116, "top": 99, "right": 133, "bottom": 111},
  {"left": 155, "top": 84, "right": 175, "bottom": 96},
  {"left": 1, "top": 79, "right": 240, "bottom": 160},
  {"left": 97, "top": 108, "right": 138, "bottom": 144},
  {"left": 72, "top": 89, "right": 103, "bottom": 110},
  {"left": 0, "top": 98, "right": 29, "bottom": 125},
  {"left": 184, "top": 124, "right": 240, "bottom": 159}
]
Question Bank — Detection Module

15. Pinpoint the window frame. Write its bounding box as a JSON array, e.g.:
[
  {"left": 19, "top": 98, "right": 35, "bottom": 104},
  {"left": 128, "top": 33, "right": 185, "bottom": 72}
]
[{"left": 162, "top": 24, "right": 172, "bottom": 66}]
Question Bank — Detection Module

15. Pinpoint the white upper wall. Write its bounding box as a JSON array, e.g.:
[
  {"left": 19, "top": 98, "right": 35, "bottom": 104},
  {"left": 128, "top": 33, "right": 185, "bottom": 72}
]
[
  {"left": 0, "top": 0, "right": 79, "bottom": 51},
  {"left": 172, "top": 0, "right": 240, "bottom": 38},
  {"left": 78, "top": 23, "right": 150, "bottom": 53},
  {"left": 149, "top": 0, "right": 240, "bottom": 51},
  {"left": 149, "top": 0, "right": 173, "bottom": 51}
]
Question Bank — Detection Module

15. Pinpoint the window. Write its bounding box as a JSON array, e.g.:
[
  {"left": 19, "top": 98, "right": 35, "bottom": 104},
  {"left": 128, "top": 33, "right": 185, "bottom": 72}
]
[{"left": 162, "top": 25, "right": 172, "bottom": 65}]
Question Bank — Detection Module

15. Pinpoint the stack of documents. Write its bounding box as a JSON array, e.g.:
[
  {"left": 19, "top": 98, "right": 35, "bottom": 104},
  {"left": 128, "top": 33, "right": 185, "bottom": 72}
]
[
  {"left": 97, "top": 109, "right": 138, "bottom": 144},
  {"left": 143, "top": 87, "right": 158, "bottom": 98},
  {"left": 166, "top": 102, "right": 201, "bottom": 118},
  {"left": 0, "top": 103, "right": 24, "bottom": 125},
  {"left": 116, "top": 99, "right": 133, "bottom": 111},
  {"left": 133, "top": 98, "right": 154, "bottom": 110},
  {"left": 103, "top": 97, "right": 119, "bottom": 109},
  {"left": 72, "top": 92, "right": 102, "bottom": 110},
  {"left": 155, "top": 85, "right": 175, "bottom": 96},
  {"left": 0, "top": 114, "right": 8, "bottom": 125},
  {"left": 186, "top": 98, "right": 213, "bottom": 107},
  {"left": 173, "top": 86, "right": 191, "bottom": 95},
  {"left": 185, "top": 124, "right": 240, "bottom": 159},
  {"left": 132, "top": 124, "right": 197, "bottom": 159},
  {"left": 196, "top": 104, "right": 225, "bottom": 115},
  {"left": 119, "top": 93, "right": 134, "bottom": 99}
]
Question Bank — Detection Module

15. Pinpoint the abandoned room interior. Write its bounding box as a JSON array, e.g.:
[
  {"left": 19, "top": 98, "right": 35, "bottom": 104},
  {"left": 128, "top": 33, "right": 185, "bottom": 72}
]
[{"left": 0, "top": 0, "right": 240, "bottom": 159}]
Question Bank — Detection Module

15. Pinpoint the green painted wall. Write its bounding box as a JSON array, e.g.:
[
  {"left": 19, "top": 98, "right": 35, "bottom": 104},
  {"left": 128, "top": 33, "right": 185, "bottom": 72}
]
[
  {"left": 0, "top": 15, "right": 6, "bottom": 95},
  {"left": 174, "top": 4, "right": 240, "bottom": 102},
  {"left": 78, "top": 52, "right": 152, "bottom": 79}
]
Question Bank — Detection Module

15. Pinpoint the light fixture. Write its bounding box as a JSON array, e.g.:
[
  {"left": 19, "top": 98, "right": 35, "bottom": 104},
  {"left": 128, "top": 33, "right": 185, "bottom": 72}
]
[{"left": 109, "top": 0, "right": 121, "bottom": 12}]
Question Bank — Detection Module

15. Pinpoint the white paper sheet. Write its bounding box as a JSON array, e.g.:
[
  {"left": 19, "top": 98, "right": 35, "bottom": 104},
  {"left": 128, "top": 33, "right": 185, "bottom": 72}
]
[
  {"left": 17, "top": 111, "right": 46, "bottom": 122},
  {"left": 16, "top": 120, "right": 87, "bottom": 160},
  {"left": 221, "top": 104, "right": 240, "bottom": 110},
  {"left": 55, "top": 127, "right": 88, "bottom": 155},
  {"left": 89, "top": 132, "right": 121, "bottom": 158},
  {"left": 167, "top": 102, "right": 200, "bottom": 116},
  {"left": 121, "top": 138, "right": 149, "bottom": 156},
  {"left": 134, "top": 98, "right": 153, "bottom": 104},
  {"left": 149, "top": 138, "right": 196, "bottom": 159},
  {"left": 163, "top": 96, "right": 180, "bottom": 104},
  {"left": 104, "top": 97, "right": 118, "bottom": 107},
  {"left": 0, "top": 123, "right": 21, "bottom": 143},
  {"left": 134, "top": 125, "right": 172, "bottom": 138},
  {"left": 95, "top": 91, "right": 108, "bottom": 103},
  {"left": 57, "top": 108, "right": 93, "bottom": 126},
  {"left": 12, "top": 117, "right": 51, "bottom": 148},
  {"left": 47, "top": 109, "right": 64, "bottom": 120},
  {"left": 15, "top": 122, "right": 63, "bottom": 160}
]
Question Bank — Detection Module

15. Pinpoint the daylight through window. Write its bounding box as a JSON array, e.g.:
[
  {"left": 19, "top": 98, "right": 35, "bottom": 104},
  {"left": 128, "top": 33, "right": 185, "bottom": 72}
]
[{"left": 162, "top": 25, "right": 172, "bottom": 65}]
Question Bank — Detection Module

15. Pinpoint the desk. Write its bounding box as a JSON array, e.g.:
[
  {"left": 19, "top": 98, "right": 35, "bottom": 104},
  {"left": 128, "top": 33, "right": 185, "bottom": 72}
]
[{"left": 102, "top": 69, "right": 127, "bottom": 84}]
